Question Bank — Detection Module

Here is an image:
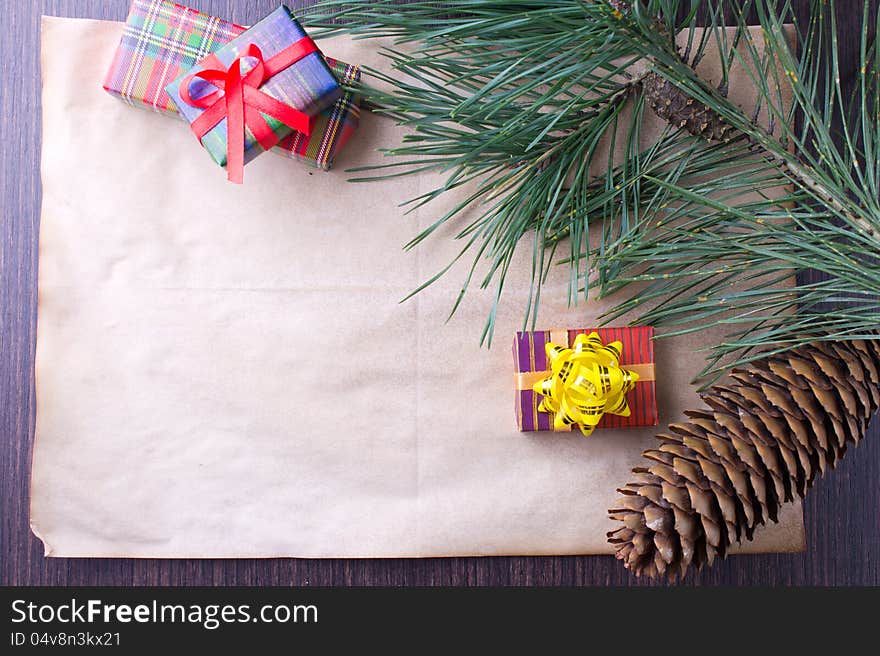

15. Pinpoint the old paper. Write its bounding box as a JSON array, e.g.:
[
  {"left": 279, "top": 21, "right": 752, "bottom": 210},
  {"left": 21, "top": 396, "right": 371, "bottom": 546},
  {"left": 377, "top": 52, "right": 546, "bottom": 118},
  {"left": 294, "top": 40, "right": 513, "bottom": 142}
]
[{"left": 31, "top": 16, "right": 804, "bottom": 557}]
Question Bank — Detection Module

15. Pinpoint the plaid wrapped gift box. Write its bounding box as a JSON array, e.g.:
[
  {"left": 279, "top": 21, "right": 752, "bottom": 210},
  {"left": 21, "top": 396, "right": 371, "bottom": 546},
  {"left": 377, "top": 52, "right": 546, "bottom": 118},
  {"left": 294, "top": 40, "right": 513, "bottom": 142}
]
[
  {"left": 165, "top": 5, "right": 341, "bottom": 173},
  {"left": 103, "top": 0, "right": 361, "bottom": 170},
  {"left": 513, "top": 327, "right": 658, "bottom": 433}
]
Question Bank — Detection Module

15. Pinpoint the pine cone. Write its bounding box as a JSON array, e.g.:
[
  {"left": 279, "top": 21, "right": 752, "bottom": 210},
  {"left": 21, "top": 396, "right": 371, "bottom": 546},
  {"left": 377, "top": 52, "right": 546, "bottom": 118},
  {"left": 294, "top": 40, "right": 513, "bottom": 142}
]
[
  {"left": 642, "top": 71, "right": 733, "bottom": 142},
  {"left": 607, "top": 338, "right": 880, "bottom": 580}
]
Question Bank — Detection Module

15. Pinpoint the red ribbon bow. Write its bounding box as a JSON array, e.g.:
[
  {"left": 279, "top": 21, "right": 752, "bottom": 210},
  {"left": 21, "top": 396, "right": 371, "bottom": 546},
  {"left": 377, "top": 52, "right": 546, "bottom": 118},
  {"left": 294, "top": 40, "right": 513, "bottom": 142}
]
[{"left": 180, "top": 38, "right": 319, "bottom": 183}]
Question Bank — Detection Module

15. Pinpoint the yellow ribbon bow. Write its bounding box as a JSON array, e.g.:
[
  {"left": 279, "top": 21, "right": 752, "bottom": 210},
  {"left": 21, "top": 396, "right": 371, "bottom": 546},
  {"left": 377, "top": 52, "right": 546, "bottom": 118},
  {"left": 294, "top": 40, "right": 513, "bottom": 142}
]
[{"left": 533, "top": 332, "right": 639, "bottom": 437}]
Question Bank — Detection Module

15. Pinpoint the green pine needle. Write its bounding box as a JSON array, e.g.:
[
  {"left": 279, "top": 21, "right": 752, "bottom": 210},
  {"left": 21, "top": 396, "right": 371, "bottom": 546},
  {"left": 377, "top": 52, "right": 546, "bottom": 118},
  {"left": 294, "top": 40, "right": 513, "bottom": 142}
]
[{"left": 304, "top": 0, "right": 880, "bottom": 383}]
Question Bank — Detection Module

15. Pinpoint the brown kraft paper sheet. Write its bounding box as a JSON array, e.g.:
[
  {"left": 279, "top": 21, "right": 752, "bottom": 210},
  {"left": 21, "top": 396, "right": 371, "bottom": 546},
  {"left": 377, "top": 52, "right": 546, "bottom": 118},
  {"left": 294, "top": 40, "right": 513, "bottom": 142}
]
[{"left": 30, "top": 16, "right": 805, "bottom": 557}]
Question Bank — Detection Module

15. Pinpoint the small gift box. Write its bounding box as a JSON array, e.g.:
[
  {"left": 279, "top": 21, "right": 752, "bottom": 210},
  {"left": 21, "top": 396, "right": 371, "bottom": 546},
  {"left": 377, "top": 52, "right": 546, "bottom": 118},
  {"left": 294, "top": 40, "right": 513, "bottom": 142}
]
[
  {"left": 165, "top": 5, "right": 341, "bottom": 181},
  {"left": 103, "top": 0, "right": 361, "bottom": 170},
  {"left": 513, "top": 327, "right": 658, "bottom": 434}
]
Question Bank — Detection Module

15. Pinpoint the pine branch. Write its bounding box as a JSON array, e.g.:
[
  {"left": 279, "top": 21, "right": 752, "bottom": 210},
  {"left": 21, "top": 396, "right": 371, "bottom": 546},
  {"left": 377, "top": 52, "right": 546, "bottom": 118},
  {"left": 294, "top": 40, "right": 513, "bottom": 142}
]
[
  {"left": 591, "top": 0, "right": 880, "bottom": 379},
  {"left": 306, "top": 0, "right": 880, "bottom": 378},
  {"left": 610, "top": 0, "right": 877, "bottom": 236},
  {"left": 307, "top": 0, "right": 649, "bottom": 343}
]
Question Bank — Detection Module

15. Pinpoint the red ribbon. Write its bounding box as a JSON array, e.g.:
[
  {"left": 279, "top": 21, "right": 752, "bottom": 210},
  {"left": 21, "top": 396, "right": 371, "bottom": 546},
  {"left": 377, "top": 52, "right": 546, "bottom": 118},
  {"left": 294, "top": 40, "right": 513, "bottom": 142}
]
[{"left": 180, "top": 38, "right": 319, "bottom": 183}]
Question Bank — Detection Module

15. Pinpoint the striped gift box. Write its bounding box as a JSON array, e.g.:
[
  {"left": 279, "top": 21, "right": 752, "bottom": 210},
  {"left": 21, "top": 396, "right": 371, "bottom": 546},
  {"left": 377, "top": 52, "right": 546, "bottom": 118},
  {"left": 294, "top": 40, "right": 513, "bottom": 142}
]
[
  {"left": 103, "top": 0, "right": 361, "bottom": 170},
  {"left": 513, "top": 327, "right": 658, "bottom": 433}
]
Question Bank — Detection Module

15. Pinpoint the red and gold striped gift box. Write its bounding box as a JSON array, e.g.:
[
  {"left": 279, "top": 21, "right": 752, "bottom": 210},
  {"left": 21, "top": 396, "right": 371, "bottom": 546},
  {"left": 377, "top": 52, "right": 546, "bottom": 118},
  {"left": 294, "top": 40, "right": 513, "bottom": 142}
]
[{"left": 513, "top": 327, "right": 658, "bottom": 433}]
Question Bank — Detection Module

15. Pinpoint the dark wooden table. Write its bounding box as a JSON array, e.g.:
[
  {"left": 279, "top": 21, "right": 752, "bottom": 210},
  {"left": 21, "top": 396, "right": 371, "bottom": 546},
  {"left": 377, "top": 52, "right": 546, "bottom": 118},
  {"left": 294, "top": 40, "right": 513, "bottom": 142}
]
[{"left": 2, "top": 0, "right": 878, "bottom": 586}]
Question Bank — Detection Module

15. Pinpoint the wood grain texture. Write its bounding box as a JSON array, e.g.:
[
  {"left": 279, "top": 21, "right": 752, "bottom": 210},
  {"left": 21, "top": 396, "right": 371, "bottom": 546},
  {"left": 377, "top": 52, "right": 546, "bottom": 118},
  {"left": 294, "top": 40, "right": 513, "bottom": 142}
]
[{"left": 1, "top": 0, "right": 877, "bottom": 586}]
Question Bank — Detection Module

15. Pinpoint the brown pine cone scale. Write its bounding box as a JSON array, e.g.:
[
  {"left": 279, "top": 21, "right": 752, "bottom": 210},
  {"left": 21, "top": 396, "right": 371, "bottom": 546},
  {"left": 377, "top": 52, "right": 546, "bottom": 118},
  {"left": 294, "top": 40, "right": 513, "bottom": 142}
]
[{"left": 608, "top": 339, "right": 880, "bottom": 580}]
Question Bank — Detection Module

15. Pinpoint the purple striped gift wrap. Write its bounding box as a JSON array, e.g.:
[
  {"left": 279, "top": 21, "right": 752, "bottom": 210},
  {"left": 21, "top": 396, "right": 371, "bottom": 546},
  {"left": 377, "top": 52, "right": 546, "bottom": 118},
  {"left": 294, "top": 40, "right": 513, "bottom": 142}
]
[{"left": 513, "top": 327, "right": 658, "bottom": 433}]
